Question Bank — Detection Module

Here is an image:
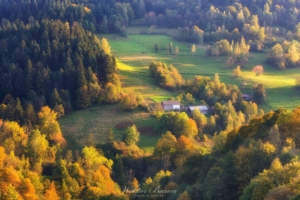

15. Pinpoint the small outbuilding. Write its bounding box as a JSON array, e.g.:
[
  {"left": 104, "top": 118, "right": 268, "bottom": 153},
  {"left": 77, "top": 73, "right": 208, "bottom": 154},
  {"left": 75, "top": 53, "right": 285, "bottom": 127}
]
[
  {"left": 242, "top": 94, "right": 252, "bottom": 101},
  {"left": 161, "top": 100, "right": 181, "bottom": 111},
  {"left": 188, "top": 106, "right": 209, "bottom": 114}
]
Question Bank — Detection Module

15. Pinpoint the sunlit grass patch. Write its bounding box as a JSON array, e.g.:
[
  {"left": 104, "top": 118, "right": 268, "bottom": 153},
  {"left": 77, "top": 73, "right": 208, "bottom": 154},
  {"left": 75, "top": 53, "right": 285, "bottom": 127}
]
[
  {"left": 242, "top": 72, "right": 296, "bottom": 88},
  {"left": 117, "top": 60, "right": 137, "bottom": 71},
  {"left": 149, "top": 96, "right": 174, "bottom": 103},
  {"left": 119, "top": 56, "right": 159, "bottom": 62}
]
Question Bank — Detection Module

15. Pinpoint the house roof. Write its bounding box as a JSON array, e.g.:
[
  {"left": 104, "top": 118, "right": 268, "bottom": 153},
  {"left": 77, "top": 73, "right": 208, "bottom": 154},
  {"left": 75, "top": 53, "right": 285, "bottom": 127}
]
[
  {"left": 161, "top": 100, "right": 180, "bottom": 105},
  {"left": 242, "top": 94, "right": 251, "bottom": 97},
  {"left": 188, "top": 106, "right": 209, "bottom": 111}
]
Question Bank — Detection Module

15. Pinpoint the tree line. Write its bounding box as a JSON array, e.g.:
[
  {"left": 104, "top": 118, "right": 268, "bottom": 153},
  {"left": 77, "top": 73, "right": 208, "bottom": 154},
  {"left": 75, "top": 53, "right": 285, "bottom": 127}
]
[
  {"left": 0, "top": 0, "right": 137, "bottom": 33},
  {"left": 98, "top": 106, "right": 300, "bottom": 199},
  {"left": 143, "top": 0, "right": 300, "bottom": 33},
  {"left": 0, "top": 17, "right": 124, "bottom": 120}
]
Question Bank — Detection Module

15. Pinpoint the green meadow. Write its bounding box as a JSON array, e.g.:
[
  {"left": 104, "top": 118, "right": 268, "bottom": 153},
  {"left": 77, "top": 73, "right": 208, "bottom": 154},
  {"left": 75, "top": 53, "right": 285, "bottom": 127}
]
[
  {"left": 59, "top": 30, "right": 300, "bottom": 151},
  {"left": 59, "top": 104, "right": 159, "bottom": 151},
  {"left": 106, "top": 33, "right": 300, "bottom": 111}
]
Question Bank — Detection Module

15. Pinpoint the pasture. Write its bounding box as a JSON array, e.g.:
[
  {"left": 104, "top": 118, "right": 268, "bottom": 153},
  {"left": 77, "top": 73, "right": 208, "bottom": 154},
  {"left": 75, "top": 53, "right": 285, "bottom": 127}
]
[
  {"left": 105, "top": 32, "right": 300, "bottom": 111},
  {"left": 59, "top": 29, "right": 300, "bottom": 151},
  {"left": 59, "top": 104, "right": 159, "bottom": 152}
]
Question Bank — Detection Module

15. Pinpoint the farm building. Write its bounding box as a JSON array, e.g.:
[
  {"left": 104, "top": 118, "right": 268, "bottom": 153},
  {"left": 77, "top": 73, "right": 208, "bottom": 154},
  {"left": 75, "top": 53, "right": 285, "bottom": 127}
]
[
  {"left": 242, "top": 94, "right": 252, "bottom": 101},
  {"left": 188, "top": 106, "right": 209, "bottom": 114},
  {"left": 161, "top": 100, "right": 181, "bottom": 111}
]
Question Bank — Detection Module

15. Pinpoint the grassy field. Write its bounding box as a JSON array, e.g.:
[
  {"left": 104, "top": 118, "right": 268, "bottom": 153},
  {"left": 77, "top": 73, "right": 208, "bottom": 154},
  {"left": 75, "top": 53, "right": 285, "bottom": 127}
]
[
  {"left": 117, "top": 60, "right": 177, "bottom": 101},
  {"left": 59, "top": 104, "right": 159, "bottom": 151},
  {"left": 104, "top": 32, "right": 300, "bottom": 111},
  {"left": 59, "top": 29, "right": 300, "bottom": 151}
]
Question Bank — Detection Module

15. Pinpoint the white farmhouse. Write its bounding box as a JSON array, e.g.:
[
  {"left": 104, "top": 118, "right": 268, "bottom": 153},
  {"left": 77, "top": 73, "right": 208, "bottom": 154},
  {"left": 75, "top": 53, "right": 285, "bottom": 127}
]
[{"left": 161, "top": 100, "right": 181, "bottom": 111}]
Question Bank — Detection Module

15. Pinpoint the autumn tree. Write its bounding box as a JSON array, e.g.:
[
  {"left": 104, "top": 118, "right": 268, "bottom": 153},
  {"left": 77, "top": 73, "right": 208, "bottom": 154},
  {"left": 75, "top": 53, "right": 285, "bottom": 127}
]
[
  {"left": 82, "top": 146, "right": 113, "bottom": 169},
  {"left": 27, "top": 130, "right": 49, "bottom": 163},
  {"left": 119, "top": 91, "right": 146, "bottom": 110},
  {"left": 177, "top": 135, "right": 196, "bottom": 156},
  {"left": 44, "top": 182, "right": 60, "bottom": 200},
  {"left": 19, "top": 178, "right": 39, "bottom": 200},
  {"left": 157, "top": 112, "right": 198, "bottom": 138},
  {"left": 235, "top": 140, "right": 276, "bottom": 194},
  {"left": 0, "top": 121, "right": 27, "bottom": 155},
  {"left": 191, "top": 44, "right": 196, "bottom": 56},
  {"left": 177, "top": 191, "right": 191, "bottom": 200},
  {"left": 101, "top": 82, "right": 120, "bottom": 103},
  {"left": 122, "top": 125, "right": 140, "bottom": 146},
  {"left": 149, "top": 61, "right": 185, "bottom": 90},
  {"left": 100, "top": 38, "right": 111, "bottom": 55},
  {"left": 184, "top": 119, "right": 198, "bottom": 138},
  {"left": 176, "top": 93, "right": 195, "bottom": 104},
  {"left": 192, "top": 108, "right": 207, "bottom": 133},
  {"left": 153, "top": 131, "right": 177, "bottom": 170},
  {"left": 38, "top": 106, "right": 66, "bottom": 146},
  {"left": 233, "top": 66, "right": 242, "bottom": 77},
  {"left": 252, "top": 65, "right": 264, "bottom": 75},
  {"left": 267, "top": 43, "right": 286, "bottom": 70},
  {"left": 1, "top": 184, "right": 22, "bottom": 200}
]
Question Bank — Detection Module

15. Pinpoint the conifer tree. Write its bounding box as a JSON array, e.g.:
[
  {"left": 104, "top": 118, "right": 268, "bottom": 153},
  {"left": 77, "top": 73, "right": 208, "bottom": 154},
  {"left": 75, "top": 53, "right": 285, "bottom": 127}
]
[
  {"left": 49, "top": 88, "right": 62, "bottom": 108},
  {"left": 154, "top": 43, "right": 159, "bottom": 53},
  {"left": 76, "top": 85, "right": 91, "bottom": 109},
  {"left": 24, "top": 103, "right": 36, "bottom": 128},
  {"left": 14, "top": 98, "right": 24, "bottom": 124},
  {"left": 168, "top": 42, "right": 173, "bottom": 55}
]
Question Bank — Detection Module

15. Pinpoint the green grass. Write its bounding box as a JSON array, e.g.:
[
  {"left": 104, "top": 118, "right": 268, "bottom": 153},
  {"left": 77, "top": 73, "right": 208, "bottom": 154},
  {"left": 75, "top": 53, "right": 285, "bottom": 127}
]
[
  {"left": 115, "top": 51, "right": 177, "bottom": 101},
  {"left": 138, "top": 135, "right": 158, "bottom": 153},
  {"left": 104, "top": 32, "right": 300, "bottom": 112},
  {"left": 149, "top": 96, "right": 174, "bottom": 103},
  {"left": 59, "top": 104, "right": 160, "bottom": 151},
  {"left": 59, "top": 29, "right": 300, "bottom": 151}
]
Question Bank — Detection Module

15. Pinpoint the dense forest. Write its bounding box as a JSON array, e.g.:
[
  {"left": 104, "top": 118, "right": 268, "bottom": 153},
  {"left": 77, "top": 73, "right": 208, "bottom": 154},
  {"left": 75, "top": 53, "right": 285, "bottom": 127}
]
[{"left": 0, "top": 0, "right": 300, "bottom": 199}]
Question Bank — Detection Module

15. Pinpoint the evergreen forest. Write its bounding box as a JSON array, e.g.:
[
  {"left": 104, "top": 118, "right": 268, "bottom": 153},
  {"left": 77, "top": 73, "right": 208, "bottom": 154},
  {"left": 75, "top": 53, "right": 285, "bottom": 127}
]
[{"left": 0, "top": 0, "right": 300, "bottom": 200}]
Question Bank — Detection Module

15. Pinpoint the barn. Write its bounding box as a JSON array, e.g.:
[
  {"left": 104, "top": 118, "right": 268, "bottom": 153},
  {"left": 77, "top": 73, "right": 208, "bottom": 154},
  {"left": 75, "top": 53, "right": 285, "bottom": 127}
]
[
  {"left": 188, "top": 106, "right": 209, "bottom": 114},
  {"left": 161, "top": 100, "right": 181, "bottom": 111}
]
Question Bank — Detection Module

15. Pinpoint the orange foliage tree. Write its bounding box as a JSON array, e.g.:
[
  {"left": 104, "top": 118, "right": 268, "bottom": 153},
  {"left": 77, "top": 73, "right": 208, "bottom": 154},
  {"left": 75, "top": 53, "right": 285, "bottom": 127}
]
[{"left": 252, "top": 65, "right": 264, "bottom": 75}]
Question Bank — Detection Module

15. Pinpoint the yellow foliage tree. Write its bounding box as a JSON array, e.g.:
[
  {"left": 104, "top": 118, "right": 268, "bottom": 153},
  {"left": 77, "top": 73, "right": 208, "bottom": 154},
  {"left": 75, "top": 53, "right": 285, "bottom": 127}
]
[
  {"left": 177, "top": 135, "right": 195, "bottom": 154},
  {"left": 91, "top": 165, "right": 122, "bottom": 196},
  {"left": 177, "top": 191, "right": 191, "bottom": 200},
  {"left": 233, "top": 65, "right": 242, "bottom": 77},
  {"left": 100, "top": 38, "right": 111, "bottom": 55},
  {"left": 0, "top": 121, "right": 27, "bottom": 155},
  {"left": 183, "top": 119, "right": 198, "bottom": 138},
  {"left": 38, "top": 106, "right": 66, "bottom": 146},
  {"left": 19, "top": 178, "right": 39, "bottom": 200},
  {"left": 44, "top": 182, "right": 60, "bottom": 200},
  {"left": 81, "top": 146, "right": 113, "bottom": 171}
]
